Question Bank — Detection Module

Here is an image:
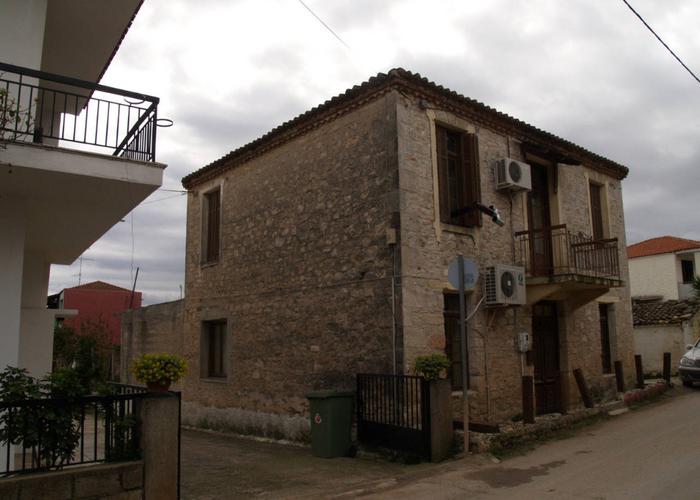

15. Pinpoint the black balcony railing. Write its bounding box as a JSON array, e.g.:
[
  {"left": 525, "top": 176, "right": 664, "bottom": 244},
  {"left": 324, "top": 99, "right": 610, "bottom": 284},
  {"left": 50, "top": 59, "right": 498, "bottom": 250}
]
[
  {"left": 0, "top": 62, "right": 159, "bottom": 162},
  {"left": 515, "top": 224, "right": 620, "bottom": 280},
  {"left": 1, "top": 385, "right": 147, "bottom": 477}
]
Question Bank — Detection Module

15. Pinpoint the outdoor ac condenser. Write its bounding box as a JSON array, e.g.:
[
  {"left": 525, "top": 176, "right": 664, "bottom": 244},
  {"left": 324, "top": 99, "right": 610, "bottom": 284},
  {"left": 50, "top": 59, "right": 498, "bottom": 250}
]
[
  {"left": 484, "top": 264, "right": 527, "bottom": 306},
  {"left": 496, "top": 158, "right": 532, "bottom": 191}
]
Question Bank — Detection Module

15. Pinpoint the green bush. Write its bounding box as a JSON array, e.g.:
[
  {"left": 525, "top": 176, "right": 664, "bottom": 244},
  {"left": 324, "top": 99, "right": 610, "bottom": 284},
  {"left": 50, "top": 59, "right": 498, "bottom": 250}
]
[{"left": 414, "top": 353, "right": 450, "bottom": 380}]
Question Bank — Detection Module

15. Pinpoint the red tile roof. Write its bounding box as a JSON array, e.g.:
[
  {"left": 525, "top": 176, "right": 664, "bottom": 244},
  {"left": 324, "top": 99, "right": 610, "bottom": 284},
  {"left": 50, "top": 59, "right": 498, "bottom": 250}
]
[
  {"left": 633, "top": 299, "right": 700, "bottom": 326},
  {"left": 627, "top": 236, "right": 700, "bottom": 259},
  {"left": 67, "top": 281, "right": 132, "bottom": 292}
]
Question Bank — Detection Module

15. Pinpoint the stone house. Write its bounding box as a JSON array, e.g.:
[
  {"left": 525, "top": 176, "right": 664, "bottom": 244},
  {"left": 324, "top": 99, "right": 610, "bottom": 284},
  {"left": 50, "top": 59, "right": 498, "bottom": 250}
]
[
  {"left": 628, "top": 236, "right": 700, "bottom": 301},
  {"left": 176, "top": 69, "right": 635, "bottom": 438},
  {"left": 632, "top": 298, "right": 700, "bottom": 374}
]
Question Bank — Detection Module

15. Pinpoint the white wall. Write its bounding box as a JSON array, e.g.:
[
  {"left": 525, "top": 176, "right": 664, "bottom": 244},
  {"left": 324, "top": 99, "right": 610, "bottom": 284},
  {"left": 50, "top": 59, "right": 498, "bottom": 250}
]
[
  {"left": 629, "top": 253, "right": 679, "bottom": 300},
  {"left": 0, "top": 0, "right": 47, "bottom": 69},
  {"left": 634, "top": 321, "right": 697, "bottom": 373}
]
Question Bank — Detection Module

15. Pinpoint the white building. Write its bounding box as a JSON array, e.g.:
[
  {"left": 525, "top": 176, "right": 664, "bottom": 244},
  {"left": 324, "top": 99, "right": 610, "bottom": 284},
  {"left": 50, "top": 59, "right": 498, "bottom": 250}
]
[
  {"left": 0, "top": 0, "right": 165, "bottom": 379},
  {"left": 628, "top": 236, "right": 700, "bottom": 301}
]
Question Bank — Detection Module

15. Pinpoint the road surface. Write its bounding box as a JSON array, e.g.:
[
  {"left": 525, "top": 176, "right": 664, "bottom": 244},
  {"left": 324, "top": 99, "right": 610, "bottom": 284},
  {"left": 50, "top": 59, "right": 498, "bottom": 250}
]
[{"left": 367, "top": 387, "right": 700, "bottom": 500}]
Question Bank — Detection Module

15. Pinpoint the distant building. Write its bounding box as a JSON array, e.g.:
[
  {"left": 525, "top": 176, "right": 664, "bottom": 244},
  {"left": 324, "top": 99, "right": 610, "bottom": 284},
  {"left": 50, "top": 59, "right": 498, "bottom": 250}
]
[
  {"left": 628, "top": 236, "right": 700, "bottom": 301},
  {"left": 48, "top": 281, "right": 142, "bottom": 345}
]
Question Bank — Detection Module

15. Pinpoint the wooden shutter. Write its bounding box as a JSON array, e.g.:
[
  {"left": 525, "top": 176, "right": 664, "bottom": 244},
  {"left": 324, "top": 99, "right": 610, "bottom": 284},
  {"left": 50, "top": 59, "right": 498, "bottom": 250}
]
[
  {"left": 589, "top": 183, "right": 604, "bottom": 240},
  {"left": 436, "top": 127, "right": 451, "bottom": 224},
  {"left": 461, "top": 133, "right": 481, "bottom": 227},
  {"left": 206, "top": 189, "right": 220, "bottom": 263}
]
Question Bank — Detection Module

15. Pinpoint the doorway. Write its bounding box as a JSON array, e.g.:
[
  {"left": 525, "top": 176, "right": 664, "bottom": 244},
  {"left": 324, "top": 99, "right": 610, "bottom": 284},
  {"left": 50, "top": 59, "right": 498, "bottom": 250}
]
[
  {"left": 532, "top": 301, "right": 561, "bottom": 414},
  {"left": 527, "top": 164, "right": 552, "bottom": 276}
]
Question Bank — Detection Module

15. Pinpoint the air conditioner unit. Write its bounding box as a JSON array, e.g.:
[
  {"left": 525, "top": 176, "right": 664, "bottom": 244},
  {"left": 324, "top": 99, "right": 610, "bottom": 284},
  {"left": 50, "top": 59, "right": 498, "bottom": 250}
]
[
  {"left": 496, "top": 158, "right": 532, "bottom": 191},
  {"left": 484, "top": 265, "right": 526, "bottom": 306}
]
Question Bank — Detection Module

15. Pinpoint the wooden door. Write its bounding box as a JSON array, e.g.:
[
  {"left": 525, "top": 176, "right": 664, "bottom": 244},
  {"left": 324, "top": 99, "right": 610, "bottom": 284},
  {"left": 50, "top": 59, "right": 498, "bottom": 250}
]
[
  {"left": 532, "top": 301, "right": 561, "bottom": 414},
  {"left": 527, "top": 165, "right": 552, "bottom": 275}
]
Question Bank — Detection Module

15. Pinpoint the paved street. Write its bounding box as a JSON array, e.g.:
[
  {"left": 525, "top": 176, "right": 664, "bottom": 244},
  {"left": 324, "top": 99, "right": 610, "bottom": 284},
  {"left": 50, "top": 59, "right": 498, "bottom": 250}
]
[
  {"left": 367, "top": 387, "right": 700, "bottom": 500},
  {"left": 180, "top": 387, "right": 699, "bottom": 499}
]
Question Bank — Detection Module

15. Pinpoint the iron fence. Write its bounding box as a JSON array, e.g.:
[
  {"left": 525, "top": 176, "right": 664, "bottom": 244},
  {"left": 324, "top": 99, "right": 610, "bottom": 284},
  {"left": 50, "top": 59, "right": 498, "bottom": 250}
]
[
  {"left": 356, "top": 373, "right": 431, "bottom": 459},
  {"left": 1, "top": 388, "right": 146, "bottom": 477},
  {"left": 0, "top": 61, "right": 159, "bottom": 161},
  {"left": 515, "top": 224, "right": 620, "bottom": 279}
]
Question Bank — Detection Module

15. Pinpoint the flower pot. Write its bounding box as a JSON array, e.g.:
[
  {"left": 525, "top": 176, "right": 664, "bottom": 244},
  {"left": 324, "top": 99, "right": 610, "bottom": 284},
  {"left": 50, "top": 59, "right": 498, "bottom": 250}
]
[{"left": 146, "top": 381, "right": 171, "bottom": 393}]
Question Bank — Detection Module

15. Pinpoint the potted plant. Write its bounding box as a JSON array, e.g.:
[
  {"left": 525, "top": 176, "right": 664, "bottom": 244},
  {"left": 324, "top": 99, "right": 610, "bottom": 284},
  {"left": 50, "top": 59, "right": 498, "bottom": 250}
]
[{"left": 132, "top": 353, "right": 187, "bottom": 392}]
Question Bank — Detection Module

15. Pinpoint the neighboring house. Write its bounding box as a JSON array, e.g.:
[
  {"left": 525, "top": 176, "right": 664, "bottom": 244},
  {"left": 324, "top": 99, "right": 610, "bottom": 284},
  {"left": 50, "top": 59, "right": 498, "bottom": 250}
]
[
  {"left": 632, "top": 298, "right": 700, "bottom": 373},
  {"left": 48, "top": 281, "right": 142, "bottom": 345},
  {"left": 0, "top": 0, "right": 165, "bottom": 381},
  {"left": 145, "top": 68, "right": 634, "bottom": 439},
  {"left": 628, "top": 236, "right": 700, "bottom": 301},
  {"left": 48, "top": 280, "right": 142, "bottom": 379}
]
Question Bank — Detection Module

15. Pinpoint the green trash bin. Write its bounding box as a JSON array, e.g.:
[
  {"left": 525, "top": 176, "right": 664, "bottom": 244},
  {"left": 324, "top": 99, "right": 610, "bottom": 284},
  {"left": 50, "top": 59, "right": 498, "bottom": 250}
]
[{"left": 307, "top": 390, "right": 354, "bottom": 458}]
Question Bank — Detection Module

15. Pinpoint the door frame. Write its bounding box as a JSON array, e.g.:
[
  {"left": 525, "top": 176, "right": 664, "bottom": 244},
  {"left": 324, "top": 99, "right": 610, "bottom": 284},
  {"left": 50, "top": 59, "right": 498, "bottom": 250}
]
[{"left": 531, "top": 300, "right": 563, "bottom": 415}]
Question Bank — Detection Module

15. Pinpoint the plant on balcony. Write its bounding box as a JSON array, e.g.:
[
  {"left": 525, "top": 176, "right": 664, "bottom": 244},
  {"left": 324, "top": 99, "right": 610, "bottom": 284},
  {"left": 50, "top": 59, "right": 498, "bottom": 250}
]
[
  {"left": 0, "top": 82, "right": 36, "bottom": 147},
  {"left": 132, "top": 353, "right": 187, "bottom": 392},
  {"left": 414, "top": 353, "right": 451, "bottom": 381}
]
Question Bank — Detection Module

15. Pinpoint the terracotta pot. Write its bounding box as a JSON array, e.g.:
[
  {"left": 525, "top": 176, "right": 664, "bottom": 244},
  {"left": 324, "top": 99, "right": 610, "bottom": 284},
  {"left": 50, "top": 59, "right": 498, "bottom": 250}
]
[{"left": 146, "top": 381, "right": 172, "bottom": 393}]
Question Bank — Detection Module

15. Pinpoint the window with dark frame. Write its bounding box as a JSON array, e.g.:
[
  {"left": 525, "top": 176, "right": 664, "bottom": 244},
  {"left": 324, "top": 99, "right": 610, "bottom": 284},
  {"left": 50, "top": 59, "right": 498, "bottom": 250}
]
[
  {"left": 681, "top": 259, "right": 695, "bottom": 284},
  {"left": 598, "top": 304, "right": 612, "bottom": 374},
  {"left": 436, "top": 125, "right": 481, "bottom": 227},
  {"left": 589, "top": 183, "right": 605, "bottom": 240},
  {"left": 444, "top": 294, "right": 468, "bottom": 390},
  {"left": 202, "top": 320, "right": 227, "bottom": 378},
  {"left": 203, "top": 188, "right": 221, "bottom": 264}
]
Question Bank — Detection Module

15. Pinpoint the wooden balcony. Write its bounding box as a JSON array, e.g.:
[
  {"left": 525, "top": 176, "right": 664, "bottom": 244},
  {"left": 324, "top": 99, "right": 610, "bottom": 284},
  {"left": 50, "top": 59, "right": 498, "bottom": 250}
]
[{"left": 515, "top": 225, "right": 622, "bottom": 302}]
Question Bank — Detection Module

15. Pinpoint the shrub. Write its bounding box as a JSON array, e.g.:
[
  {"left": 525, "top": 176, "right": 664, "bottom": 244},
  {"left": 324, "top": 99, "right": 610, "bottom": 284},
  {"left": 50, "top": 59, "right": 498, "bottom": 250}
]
[
  {"left": 132, "top": 353, "right": 187, "bottom": 385},
  {"left": 414, "top": 353, "right": 450, "bottom": 380}
]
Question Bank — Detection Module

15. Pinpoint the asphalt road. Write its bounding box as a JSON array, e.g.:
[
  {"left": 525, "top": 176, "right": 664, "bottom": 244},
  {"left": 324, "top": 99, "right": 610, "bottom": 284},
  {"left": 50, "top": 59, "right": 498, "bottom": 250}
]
[{"left": 367, "top": 387, "right": 700, "bottom": 500}]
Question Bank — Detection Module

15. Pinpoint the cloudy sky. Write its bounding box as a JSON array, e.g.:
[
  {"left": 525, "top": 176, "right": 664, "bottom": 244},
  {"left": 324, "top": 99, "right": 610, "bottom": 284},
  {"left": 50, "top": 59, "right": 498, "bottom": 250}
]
[{"left": 48, "top": 0, "right": 700, "bottom": 304}]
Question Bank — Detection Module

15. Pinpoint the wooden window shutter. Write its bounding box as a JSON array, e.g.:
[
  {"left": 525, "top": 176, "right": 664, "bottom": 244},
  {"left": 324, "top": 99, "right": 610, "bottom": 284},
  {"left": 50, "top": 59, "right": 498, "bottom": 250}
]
[
  {"left": 461, "top": 133, "right": 481, "bottom": 226},
  {"left": 206, "top": 189, "right": 220, "bottom": 263},
  {"left": 589, "top": 183, "right": 604, "bottom": 240},
  {"left": 436, "top": 127, "right": 451, "bottom": 224}
]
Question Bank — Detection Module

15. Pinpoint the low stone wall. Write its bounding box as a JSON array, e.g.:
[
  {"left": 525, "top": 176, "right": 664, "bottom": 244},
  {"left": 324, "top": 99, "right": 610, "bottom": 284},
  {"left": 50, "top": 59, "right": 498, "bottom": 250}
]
[
  {"left": 0, "top": 461, "right": 143, "bottom": 500},
  {"left": 182, "top": 400, "right": 310, "bottom": 443}
]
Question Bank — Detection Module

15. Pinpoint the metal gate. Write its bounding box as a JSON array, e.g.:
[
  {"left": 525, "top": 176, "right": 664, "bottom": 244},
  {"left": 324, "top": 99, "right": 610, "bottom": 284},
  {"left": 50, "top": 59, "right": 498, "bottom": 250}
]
[{"left": 356, "top": 374, "right": 431, "bottom": 459}]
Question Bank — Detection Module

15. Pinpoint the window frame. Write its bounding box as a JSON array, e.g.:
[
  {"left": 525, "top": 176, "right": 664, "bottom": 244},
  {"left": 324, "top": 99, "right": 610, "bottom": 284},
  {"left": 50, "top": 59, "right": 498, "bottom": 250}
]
[
  {"left": 201, "top": 319, "right": 228, "bottom": 380},
  {"left": 201, "top": 187, "right": 221, "bottom": 265},
  {"left": 681, "top": 259, "right": 695, "bottom": 284},
  {"left": 435, "top": 124, "right": 481, "bottom": 228}
]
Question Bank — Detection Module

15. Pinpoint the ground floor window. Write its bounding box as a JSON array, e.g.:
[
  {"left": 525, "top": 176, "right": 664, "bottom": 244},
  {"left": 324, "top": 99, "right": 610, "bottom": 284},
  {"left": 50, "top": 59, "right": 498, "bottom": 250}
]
[
  {"left": 202, "top": 319, "right": 227, "bottom": 378},
  {"left": 444, "top": 294, "right": 468, "bottom": 390},
  {"left": 599, "top": 304, "right": 612, "bottom": 374}
]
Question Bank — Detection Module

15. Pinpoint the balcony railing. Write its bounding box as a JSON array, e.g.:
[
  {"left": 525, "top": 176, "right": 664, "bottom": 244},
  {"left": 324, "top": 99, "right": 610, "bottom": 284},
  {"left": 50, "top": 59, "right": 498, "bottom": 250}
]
[
  {"left": 0, "top": 62, "right": 159, "bottom": 162},
  {"left": 515, "top": 224, "right": 620, "bottom": 280}
]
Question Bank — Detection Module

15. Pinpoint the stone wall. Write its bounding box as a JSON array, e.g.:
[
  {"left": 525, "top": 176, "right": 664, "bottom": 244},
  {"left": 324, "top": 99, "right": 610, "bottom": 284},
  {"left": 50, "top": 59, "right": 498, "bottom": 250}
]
[
  {"left": 395, "top": 92, "right": 636, "bottom": 422},
  {"left": 182, "top": 92, "right": 400, "bottom": 437},
  {"left": 120, "top": 299, "right": 184, "bottom": 385},
  {"left": 0, "top": 461, "right": 143, "bottom": 500}
]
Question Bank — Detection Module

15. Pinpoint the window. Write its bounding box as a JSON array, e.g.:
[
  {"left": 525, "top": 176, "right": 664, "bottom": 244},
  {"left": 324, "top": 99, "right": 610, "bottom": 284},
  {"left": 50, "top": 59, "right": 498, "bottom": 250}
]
[
  {"left": 444, "top": 294, "right": 468, "bottom": 390},
  {"left": 599, "top": 304, "right": 612, "bottom": 374},
  {"left": 436, "top": 125, "right": 481, "bottom": 227},
  {"left": 202, "top": 188, "right": 221, "bottom": 264},
  {"left": 589, "top": 183, "right": 605, "bottom": 240},
  {"left": 202, "top": 320, "right": 227, "bottom": 378},
  {"left": 682, "top": 259, "right": 695, "bottom": 284}
]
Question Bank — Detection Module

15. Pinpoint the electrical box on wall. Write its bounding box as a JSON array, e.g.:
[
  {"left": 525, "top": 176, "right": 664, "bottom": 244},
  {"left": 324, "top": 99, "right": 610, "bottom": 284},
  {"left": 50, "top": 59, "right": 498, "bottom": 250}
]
[{"left": 517, "top": 330, "right": 531, "bottom": 353}]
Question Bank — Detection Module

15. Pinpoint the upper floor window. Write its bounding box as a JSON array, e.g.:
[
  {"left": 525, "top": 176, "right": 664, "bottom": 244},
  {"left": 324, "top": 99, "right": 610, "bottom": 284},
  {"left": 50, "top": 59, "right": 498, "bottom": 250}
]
[
  {"left": 681, "top": 259, "right": 695, "bottom": 284},
  {"left": 202, "top": 188, "right": 221, "bottom": 264},
  {"left": 589, "top": 182, "right": 605, "bottom": 240},
  {"left": 436, "top": 125, "right": 481, "bottom": 227}
]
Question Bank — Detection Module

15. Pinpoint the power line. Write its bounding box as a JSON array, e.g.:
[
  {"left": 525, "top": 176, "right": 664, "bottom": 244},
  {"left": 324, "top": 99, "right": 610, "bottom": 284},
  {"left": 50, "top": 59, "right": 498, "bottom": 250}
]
[
  {"left": 622, "top": 0, "right": 700, "bottom": 86},
  {"left": 141, "top": 192, "right": 187, "bottom": 205},
  {"left": 296, "top": 0, "right": 350, "bottom": 49}
]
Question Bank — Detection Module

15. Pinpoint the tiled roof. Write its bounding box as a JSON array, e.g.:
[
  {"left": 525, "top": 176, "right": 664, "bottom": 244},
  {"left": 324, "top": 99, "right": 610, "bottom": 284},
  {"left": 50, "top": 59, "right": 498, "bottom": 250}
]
[
  {"left": 182, "top": 68, "right": 629, "bottom": 188},
  {"left": 67, "top": 281, "right": 132, "bottom": 293},
  {"left": 627, "top": 236, "right": 700, "bottom": 259},
  {"left": 633, "top": 299, "right": 700, "bottom": 326}
]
